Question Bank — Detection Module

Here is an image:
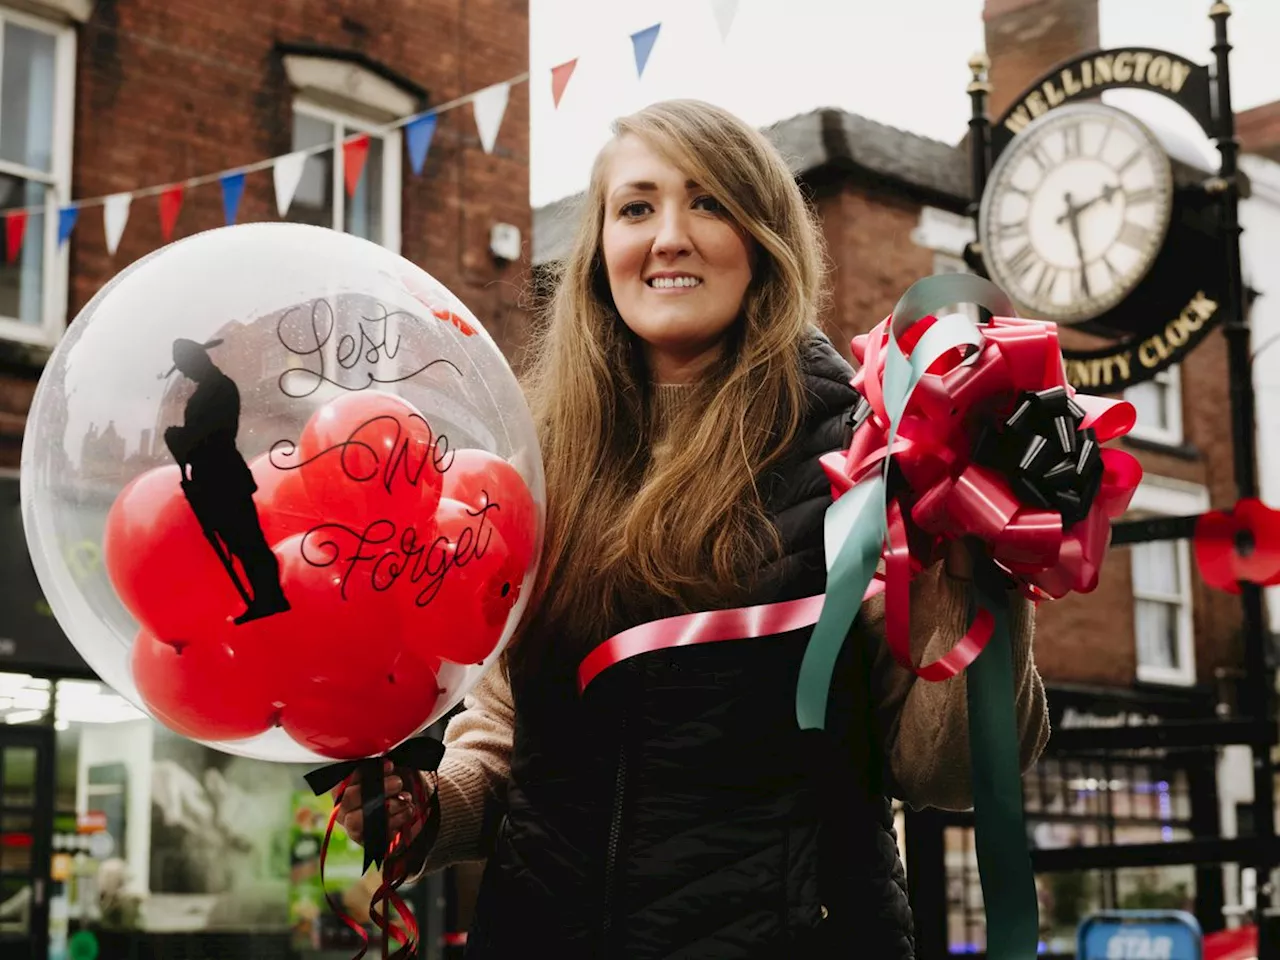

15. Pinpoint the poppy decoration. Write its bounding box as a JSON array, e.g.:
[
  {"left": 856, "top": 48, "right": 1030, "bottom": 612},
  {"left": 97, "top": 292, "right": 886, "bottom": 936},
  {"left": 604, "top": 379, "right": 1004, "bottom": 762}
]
[{"left": 1193, "top": 498, "right": 1280, "bottom": 594}]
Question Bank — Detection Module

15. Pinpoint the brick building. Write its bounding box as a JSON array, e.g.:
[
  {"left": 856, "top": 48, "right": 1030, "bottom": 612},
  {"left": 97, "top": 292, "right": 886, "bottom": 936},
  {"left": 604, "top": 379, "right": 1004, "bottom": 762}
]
[{"left": 0, "top": 1, "right": 531, "bottom": 957}]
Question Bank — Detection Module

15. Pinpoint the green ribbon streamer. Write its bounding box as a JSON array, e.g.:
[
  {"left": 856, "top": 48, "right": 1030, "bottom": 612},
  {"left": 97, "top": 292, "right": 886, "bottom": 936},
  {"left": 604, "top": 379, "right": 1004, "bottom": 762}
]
[{"left": 797, "top": 274, "right": 1039, "bottom": 959}]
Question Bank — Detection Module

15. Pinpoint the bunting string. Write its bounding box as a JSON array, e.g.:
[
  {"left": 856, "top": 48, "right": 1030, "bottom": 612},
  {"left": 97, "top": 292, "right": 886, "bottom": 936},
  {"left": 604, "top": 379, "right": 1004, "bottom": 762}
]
[{"left": 0, "top": 0, "right": 742, "bottom": 255}]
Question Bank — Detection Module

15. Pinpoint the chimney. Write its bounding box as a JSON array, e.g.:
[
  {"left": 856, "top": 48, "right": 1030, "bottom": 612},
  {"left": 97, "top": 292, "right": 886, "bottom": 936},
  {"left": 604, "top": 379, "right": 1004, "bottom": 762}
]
[
  {"left": 1237, "top": 101, "right": 1280, "bottom": 163},
  {"left": 984, "top": 0, "right": 1101, "bottom": 121}
]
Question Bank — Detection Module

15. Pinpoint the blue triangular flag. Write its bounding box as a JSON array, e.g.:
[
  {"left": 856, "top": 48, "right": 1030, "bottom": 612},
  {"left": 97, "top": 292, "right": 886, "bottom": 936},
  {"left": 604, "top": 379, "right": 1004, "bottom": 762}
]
[
  {"left": 220, "top": 172, "right": 245, "bottom": 225},
  {"left": 56, "top": 206, "right": 78, "bottom": 246},
  {"left": 406, "top": 114, "right": 438, "bottom": 175},
  {"left": 631, "top": 24, "right": 661, "bottom": 78}
]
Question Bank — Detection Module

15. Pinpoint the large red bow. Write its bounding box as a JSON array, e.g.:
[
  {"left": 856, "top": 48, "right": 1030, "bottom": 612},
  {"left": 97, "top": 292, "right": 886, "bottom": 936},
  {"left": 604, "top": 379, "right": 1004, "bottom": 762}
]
[{"left": 821, "top": 313, "right": 1143, "bottom": 640}]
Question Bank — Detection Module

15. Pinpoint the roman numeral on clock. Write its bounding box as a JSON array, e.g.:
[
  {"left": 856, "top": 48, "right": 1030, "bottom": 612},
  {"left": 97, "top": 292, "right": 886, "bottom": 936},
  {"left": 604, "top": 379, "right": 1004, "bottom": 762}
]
[
  {"left": 1117, "top": 221, "right": 1151, "bottom": 251},
  {"left": 1035, "top": 265, "right": 1058, "bottom": 299},
  {"left": 1007, "top": 243, "right": 1037, "bottom": 278},
  {"left": 1125, "top": 186, "right": 1158, "bottom": 205},
  {"left": 1062, "top": 125, "right": 1082, "bottom": 159}
]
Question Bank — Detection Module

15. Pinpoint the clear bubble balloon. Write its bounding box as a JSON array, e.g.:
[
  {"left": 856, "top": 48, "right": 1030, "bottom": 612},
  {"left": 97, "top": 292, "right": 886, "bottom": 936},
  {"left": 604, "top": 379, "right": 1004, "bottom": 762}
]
[{"left": 21, "top": 223, "right": 544, "bottom": 763}]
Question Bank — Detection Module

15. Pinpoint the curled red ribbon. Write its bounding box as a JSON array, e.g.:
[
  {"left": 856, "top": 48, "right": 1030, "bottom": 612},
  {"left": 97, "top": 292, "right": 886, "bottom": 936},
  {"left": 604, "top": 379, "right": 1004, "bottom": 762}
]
[
  {"left": 821, "top": 313, "right": 1143, "bottom": 678},
  {"left": 323, "top": 769, "right": 434, "bottom": 960}
]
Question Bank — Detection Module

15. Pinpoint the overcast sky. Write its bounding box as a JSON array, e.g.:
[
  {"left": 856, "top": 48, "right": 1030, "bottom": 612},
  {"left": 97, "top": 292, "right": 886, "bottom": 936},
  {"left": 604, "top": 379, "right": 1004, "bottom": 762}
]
[{"left": 528, "top": 0, "right": 1280, "bottom": 207}]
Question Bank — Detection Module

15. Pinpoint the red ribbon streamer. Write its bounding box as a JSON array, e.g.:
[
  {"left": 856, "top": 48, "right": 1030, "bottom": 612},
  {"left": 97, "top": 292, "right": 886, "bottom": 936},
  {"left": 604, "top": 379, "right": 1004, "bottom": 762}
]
[
  {"left": 578, "top": 582, "right": 885, "bottom": 693},
  {"left": 323, "top": 771, "right": 434, "bottom": 959}
]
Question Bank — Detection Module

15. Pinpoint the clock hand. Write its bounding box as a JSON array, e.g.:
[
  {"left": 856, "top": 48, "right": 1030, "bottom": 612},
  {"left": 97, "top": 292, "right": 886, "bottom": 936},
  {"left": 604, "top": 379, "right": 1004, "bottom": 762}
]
[{"left": 1060, "top": 192, "right": 1092, "bottom": 299}]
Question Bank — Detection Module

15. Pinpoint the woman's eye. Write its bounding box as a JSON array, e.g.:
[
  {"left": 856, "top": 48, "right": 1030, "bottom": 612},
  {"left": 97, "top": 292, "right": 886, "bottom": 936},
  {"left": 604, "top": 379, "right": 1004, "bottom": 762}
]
[
  {"left": 619, "top": 201, "right": 651, "bottom": 218},
  {"left": 693, "top": 195, "right": 726, "bottom": 213}
]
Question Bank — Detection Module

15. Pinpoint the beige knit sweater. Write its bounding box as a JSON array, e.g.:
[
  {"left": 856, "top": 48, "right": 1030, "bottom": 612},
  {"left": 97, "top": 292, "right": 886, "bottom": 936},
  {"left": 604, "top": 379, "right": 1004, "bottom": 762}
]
[{"left": 415, "top": 385, "right": 1050, "bottom": 874}]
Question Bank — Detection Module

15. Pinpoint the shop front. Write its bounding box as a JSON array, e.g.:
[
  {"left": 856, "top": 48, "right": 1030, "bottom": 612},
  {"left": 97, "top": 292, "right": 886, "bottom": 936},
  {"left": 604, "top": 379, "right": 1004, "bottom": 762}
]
[
  {"left": 0, "top": 474, "right": 451, "bottom": 960},
  {"left": 906, "top": 682, "right": 1225, "bottom": 958}
]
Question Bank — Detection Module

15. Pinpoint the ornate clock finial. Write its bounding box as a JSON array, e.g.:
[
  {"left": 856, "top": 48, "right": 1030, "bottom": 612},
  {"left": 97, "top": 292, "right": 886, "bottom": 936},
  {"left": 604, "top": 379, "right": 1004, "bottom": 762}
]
[
  {"left": 1209, "top": 2, "right": 1231, "bottom": 16},
  {"left": 968, "top": 51, "right": 992, "bottom": 94}
]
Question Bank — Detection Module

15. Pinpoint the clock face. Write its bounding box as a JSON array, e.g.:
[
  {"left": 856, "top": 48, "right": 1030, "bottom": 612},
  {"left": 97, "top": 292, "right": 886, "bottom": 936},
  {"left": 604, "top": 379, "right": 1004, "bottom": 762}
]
[{"left": 977, "top": 103, "right": 1173, "bottom": 324}]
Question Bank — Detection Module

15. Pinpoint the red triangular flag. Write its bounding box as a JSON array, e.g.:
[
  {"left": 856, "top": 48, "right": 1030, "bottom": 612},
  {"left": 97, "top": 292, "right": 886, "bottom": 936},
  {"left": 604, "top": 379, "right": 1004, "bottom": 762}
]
[
  {"left": 343, "top": 134, "right": 371, "bottom": 196},
  {"left": 551, "top": 59, "right": 578, "bottom": 109},
  {"left": 159, "top": 184, "right": 185, "bottom": 242},
  {"left": 5, "top": 211, "right": 27, "bottom": 263}
]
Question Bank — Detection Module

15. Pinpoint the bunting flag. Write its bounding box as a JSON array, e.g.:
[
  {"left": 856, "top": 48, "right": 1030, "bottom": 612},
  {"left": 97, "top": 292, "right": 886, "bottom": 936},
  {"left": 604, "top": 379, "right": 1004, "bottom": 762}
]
[
  {"left": 631, "top": 24, "right": 661, "bottom": 78},
  {"left": 343, "top": 134, "right": 371, "bottom": 196},
  {"left": 220, "top": 172, "right": 245, "bottom": 225},
  {"left": 159, "top": 184, "right": 185, "bottom": 242},
  {"left": 551, "top": 58, "right": 578, "bottom": 108},
  {"left": 473, "top": 82, "right": 510, "bottom": 154},
  {"left": 405, "top": 113, "right": 437, "bottom": 175},
  {"left": 273, "top": 151, "right": 307, "bottom": 217},
  {"left": 57, "top": 206, "right": 78, "bottom": 247},
  {"left": 103, "top": 193, "right": 132, "bottom": 255},
  {"left": 0, "top": 5, "right": 748, "bottom": 255},
  {"left": 711, "top": 0, "right": 739, "bottom": 40},
  {"left": 5, "top": 211, "right": 26, "bottom": 263}
]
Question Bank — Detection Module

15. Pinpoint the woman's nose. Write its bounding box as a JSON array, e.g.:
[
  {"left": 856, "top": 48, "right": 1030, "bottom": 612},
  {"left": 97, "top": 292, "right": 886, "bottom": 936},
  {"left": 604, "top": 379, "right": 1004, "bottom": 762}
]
[{"left": 651, "top": 207, "right": 692, "bottom": 258}]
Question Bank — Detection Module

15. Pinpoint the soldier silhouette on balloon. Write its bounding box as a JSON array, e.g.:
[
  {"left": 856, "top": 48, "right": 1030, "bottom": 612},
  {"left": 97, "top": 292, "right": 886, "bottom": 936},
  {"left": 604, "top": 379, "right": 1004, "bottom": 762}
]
[{"left": 163, "top": 338, "right": 290, "bottom": 624}]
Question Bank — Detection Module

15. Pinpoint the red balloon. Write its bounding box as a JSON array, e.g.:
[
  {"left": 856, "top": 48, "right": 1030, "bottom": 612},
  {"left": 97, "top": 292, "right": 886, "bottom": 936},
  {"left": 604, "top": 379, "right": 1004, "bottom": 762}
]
[
  {"left": 294, "top": 392, "right": 445, "bottom": 542},
  {"left": 249, "top": 452, "right": 324, "bottom": 547},
  {"left": 396, "top": 498, "right": 516, "bottom": 666},
  {"left": 131, "top": 626, "right": 279, "bottom": 742},
  {"left": 104, "top": 466, "right": 244, "bottom": 639},
  {"left": 440, "top": 448, "right": 538, "bottom": 570},
  {"left": 279, "top": 650, "right": 441, "bottom": 760},
  {"left": 269, "top": 533, "right": 441, "bottom": 759}
]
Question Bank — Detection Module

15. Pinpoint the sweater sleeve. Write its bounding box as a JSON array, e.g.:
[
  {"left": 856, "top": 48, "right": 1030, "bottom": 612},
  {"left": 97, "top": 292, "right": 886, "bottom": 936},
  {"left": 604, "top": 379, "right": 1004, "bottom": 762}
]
[
  {"left": 412, "top": 663, "right": 516, "bottom": 876},
  {"left": 864, "top": 562, "right": 1050, "bottom": 811}
]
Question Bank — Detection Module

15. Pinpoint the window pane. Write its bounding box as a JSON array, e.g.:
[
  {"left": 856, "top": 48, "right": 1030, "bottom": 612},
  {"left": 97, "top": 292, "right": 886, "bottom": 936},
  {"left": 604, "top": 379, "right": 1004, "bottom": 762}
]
[
  {"left": 346, "top": 133, "right": 383, "bottom": 244},
  {"left": 1, "top": 23, "right": 56, "bottom": 174},
  {"left": 290, "top": 112, "right": 334, "bottom": 230},
  {"left": 1136, "top": 599, "right": 1180, "bottom": 670},
  {"left": 1132, "top": 541, "right": 1180, "bottom": 597},
  {"left": 0, "top": 176, "right": 44, "bottom": 326},
  {"left": 1126, "top": 378, "right": 1169, "bottom": 431}
]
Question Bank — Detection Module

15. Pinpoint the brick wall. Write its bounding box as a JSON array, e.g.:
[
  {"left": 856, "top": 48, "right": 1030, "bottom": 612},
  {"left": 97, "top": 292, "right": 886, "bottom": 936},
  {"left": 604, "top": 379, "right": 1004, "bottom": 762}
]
[
  {"left": 0, "top": 0, "right": 531, "bottom": 468},
  {"left": 1238, "top": 100, "right": 1280, "bottom": 164}
]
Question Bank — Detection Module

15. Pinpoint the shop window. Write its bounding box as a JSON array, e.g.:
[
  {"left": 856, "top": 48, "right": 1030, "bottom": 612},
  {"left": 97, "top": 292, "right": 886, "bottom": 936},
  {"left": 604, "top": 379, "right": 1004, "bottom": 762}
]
[
  {"left": 1125, "top": 367, "right": 1183, "bottom": 446},
  {"left": 1124, "top": 478, "right": 1208, "bottom": 686},
  {"left": 0, "top": 7, "right": 75, "bottom": 348}
]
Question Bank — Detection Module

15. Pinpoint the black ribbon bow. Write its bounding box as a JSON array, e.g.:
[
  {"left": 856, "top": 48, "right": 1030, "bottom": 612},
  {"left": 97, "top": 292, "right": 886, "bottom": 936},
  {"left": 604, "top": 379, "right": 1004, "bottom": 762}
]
[
  {"left": 304, "top": 735, "right": 445, "bottom": 873},
  {"left": 972, "top": 386, "right": 1104, "bottom": 528}
]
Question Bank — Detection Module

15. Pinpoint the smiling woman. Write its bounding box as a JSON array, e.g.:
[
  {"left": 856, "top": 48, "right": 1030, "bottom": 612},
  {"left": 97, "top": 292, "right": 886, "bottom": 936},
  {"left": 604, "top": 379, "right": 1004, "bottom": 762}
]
[
  {"left": 600, "top": 136, "right": 755, "bottom": 383},
  {"left": 336, "top": 98, "right": 1050, "bottom": 960}
]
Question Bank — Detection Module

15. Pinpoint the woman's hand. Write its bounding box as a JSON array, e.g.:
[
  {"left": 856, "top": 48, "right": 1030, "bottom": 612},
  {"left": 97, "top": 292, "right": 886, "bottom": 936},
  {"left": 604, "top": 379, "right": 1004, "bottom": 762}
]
[{"left": 334, "top": 760, "right": 429, "bottom": 848}]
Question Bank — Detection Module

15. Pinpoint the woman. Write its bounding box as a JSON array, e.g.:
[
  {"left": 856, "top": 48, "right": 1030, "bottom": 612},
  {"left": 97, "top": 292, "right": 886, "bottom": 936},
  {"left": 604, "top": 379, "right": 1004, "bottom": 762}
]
[{"left": 340, "top": 99, "right": 1049, "bottom": 958}]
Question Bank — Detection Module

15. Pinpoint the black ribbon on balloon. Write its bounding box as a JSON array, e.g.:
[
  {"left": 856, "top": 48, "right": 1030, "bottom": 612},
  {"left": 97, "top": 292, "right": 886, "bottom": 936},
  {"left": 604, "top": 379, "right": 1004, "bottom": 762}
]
[
  {"left": 971, "top": 385, "right": 1104, "bottom": 528},
  {"left": 304, "top": 734, "right": 445, "bottom": 873}
]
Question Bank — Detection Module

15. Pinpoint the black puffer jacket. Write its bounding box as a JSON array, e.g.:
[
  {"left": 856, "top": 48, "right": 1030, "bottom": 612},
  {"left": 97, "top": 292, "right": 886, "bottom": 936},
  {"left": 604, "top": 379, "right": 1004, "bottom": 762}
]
[{"left": 465, "top": 331, "right": 915, "bottom": 959}]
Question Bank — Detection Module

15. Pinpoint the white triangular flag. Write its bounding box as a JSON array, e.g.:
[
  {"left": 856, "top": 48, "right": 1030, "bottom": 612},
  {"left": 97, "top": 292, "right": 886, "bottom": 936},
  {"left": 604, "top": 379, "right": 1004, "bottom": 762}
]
[
  {"left": 711, "top": 0, "right": 739, "bottom": 40},
  {"left": 273, "top": 151, "right": 307, "bottom": 217},
  {"left": 103, "top": 193, "right": 132, "bottom": 255},
  {"left": 473, "top": 82, "right": 510, "bottom": 154}
]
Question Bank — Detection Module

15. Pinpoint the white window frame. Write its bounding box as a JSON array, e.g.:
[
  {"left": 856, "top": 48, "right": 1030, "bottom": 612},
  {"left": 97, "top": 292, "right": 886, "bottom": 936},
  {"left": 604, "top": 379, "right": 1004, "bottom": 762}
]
[
  {"left": 0, "top": 5, "right": 75, "bottom": 349},
  {"left": 1126, "top": 476, "right": 1209, "bottom": 687},
  {"left": 1124, "top": 366, "right": 1184, "bottom": 446},
  {"left": 291, "top": 99, "right": 402, "bottom": 255}
]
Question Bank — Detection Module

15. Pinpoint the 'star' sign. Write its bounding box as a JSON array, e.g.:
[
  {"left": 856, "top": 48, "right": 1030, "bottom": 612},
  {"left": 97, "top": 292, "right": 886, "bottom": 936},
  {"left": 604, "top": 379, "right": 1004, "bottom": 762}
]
[{"left": 1078, "top": 912, "right": 1202, "bottom": 960}]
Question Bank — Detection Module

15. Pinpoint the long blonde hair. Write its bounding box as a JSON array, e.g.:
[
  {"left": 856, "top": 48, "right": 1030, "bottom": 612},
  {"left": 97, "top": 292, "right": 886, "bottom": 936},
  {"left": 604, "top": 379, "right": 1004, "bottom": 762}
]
[{"left": 513, "top": 100, "right": 827, "bottom": 672}]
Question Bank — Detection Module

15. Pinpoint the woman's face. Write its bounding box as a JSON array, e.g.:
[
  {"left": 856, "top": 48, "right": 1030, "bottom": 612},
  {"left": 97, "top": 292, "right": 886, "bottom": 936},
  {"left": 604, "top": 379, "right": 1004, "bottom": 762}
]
[{"left": 600, "top": 135, "right": 754, "bottom": 384}]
